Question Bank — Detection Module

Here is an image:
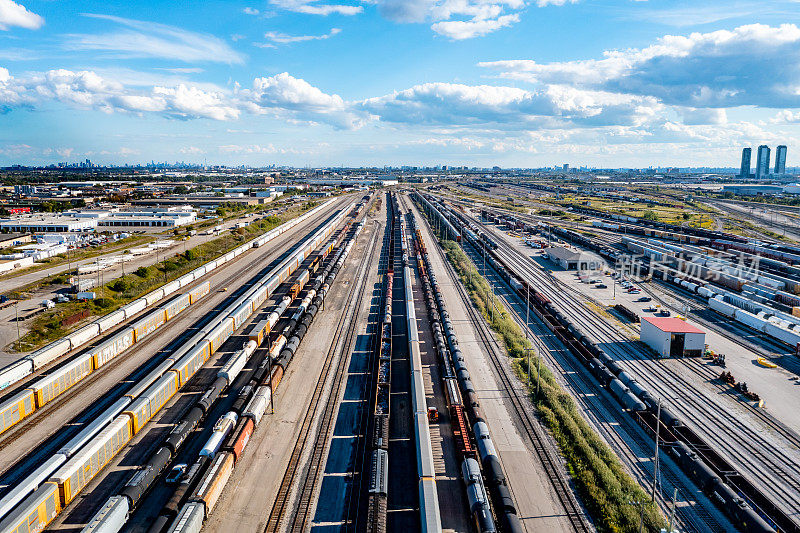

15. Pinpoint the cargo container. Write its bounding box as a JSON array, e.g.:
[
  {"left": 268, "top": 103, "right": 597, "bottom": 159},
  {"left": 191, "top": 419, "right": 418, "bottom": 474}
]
[
  {"left": 168, "top": 502, "right": 205, "bottom": 533},
  {"left": 68, "top": 324, "right": 101, "bottom": 349},
  {"left": 176, "top": 273, "right": 195, "bottom": 288},
  {"left": 81, "top": 495, "right": 129, "bottom": 533},
  {"left": 0, "top": 389, "right": 35, "bottom": 435},
  {"left": 124, "top": 373, "right": 179, "bottom": 433},
  {"left": 165, "top": 293, "right": 191, "bottom": 320},
  {"left": 27, "top": 338, "right": 72, "bottom": 370},
  {"left": 189, "top": 281, "right": 211, "bottom": 304},
  {"left": 51, "top": 414, "right": 133, "bottom": 505},
  {"left": 226, "top": 418, "right": 254, "bottom": 462},
  {"left": 230, "top": 301, "right": 252, "bottom": 330},
  {"left": 243, "top": 386, "right": 270, "bottom": 425},
  {"left": 0, "top": 482, "right": 61, "bottom": 533},
  {"left": 90, "top": 327, "right": 135, "bottom": 369},
  {"left": 192, "top": 451, "right": 234, "bottom": 514},
  {"left": 121, "top": 298, "right": 147, "bottom": 319},
  {"left": 31, "top": 352, "right": 93, "bottom": 408},
  {"left": 161, "top": 280, "right": 181, "bottom": 298},
  {"left": 0, "top": 359, "right": 33, "bottom": 391},
  {"left": 172, "top": 342, "right": 209, "bottom": 386},
  {"left": 207, "top": 318, "right": 234, "bottom": 353},
  {"left": 247, "top": 320, "right": 269, "bottom": 346},
  {"left": 144, "top": 289, "right": 165, "bottom": 307},
  {"left": 132, "top": 311, "right": 166, "bottom": 342}
]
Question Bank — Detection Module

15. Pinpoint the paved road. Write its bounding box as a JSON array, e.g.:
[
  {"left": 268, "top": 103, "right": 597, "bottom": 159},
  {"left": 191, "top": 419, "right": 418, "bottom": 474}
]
[{"left": 0, "top": 210, "right": 283, "bottom": 361}]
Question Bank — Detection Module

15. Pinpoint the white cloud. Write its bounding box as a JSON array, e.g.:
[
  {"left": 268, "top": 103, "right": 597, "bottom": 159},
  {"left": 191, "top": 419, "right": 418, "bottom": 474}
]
[
  {"left": 360, "top": 81, "right": 661, "bottom": 127},
  {"left": 156, "top": 67, "right": 205, "bottom": 74},
  {"left": 243, "top": 7, "right": 261, "bottom": 15},
  {"left": 67, "top": 14, "right": 245, "bottom": 64},
  {"left": 240, "top": 72, "right": 365, "bottom": 129},
  {"left": 5, "top": 68, "right": 238, "bottom": 120},
  {"left": 770, "top": 109, "right": 800, "bottom": 124},
  {"left": 480, "top": 24, "right": 800, "bottom": 108},
  {"left": 0, "top": 0, "right": 43, "bottom": 30},
  {"left": 261, "top": 27, "right": 341, "bottom": 44},
  {"left": 378, "top": 0, "right": 524, "bottom": 38},
  {"left": 432, "top": 13, "right": 518, "bottom": 39},
  {"left": 269, "top": 0, "right": 363, "bottom": 15},
  {"left": 179, "top": 146, "right": 205, "bottom": 154},
  {"left": 535, "top": 0, "right": 577, "bottom": 6}
]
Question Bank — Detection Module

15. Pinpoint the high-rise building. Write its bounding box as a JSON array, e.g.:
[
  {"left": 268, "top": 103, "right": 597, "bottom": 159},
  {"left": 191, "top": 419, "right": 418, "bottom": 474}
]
[
  {"left": 756, "top": 145, "right": 771, "bottom": 179},
  {"left": 775, "top": 145, "right": 787, "bottom": 175},
  {"left": 740, "top": 147, "right": 751, "bottom": 177}
]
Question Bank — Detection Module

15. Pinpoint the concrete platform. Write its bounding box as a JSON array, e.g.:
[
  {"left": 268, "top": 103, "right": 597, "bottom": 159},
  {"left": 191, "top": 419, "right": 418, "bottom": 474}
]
[{"left": 408, "top": 196, "right": 578, "bottom": 533}]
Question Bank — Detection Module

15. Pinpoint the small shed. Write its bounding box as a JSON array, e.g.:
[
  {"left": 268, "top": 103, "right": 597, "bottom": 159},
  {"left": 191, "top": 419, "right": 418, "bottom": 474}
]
[
  {"left": 641, "top": 317, "right": 705, "bottom": 357},
  {"left": 545, "top": 246, "right": 604, "bottom": 271}
]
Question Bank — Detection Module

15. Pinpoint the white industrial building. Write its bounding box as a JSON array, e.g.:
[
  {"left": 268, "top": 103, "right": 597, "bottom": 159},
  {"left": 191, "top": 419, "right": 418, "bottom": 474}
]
[
  {"left": 640, "top": 317, "right": 705, "bottom": 357},
  {"left": 0, "top": 216, "right": 97, "bottom": 233},
  {"left": 0, "top": 207, "right": 197, "bottom": 233},
  {"left": 545, "top": 246, "right": 604, "bottom": 271}
]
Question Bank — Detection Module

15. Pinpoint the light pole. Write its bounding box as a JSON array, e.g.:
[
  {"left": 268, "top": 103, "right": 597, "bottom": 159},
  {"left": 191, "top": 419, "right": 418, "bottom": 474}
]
[
  {"left": 652, "top": 399, "right": 662, "bottom": 503},
  {"left": 525, "top": 283, "right": 530, "bottom": 340},
  {"left": 15, "top": 299, "right": 20, "bottom": 351},
  {"left": 668, "top": 487, "right": 678, "bottom": 533}
]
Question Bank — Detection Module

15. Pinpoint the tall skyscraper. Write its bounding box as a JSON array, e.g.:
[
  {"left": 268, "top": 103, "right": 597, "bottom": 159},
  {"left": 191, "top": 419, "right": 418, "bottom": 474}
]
[
  {"left": 740, "top": 147, "right": 751, "bottom": 178},
  {"left": 775, "top": 145, "right": 787, "bottom": 175},
  {"left": 756, "top": 145, "right": 771, "bottom": 179}
]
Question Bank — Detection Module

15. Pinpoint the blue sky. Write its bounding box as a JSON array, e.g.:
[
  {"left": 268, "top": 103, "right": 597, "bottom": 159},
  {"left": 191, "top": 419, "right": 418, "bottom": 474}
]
[{"left": 2, "top": 0, "right": 800, "bottom": 167}]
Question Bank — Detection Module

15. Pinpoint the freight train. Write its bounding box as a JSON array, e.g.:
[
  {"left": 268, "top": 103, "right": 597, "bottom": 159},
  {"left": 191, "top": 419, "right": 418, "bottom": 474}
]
[
  {"left": 0, "top": 281, "right": 210, "bottom": 438},
  {"left": 399, "top": 202, "right": 443, "bottom": 533},
  {"left": 408, "top": 203, "right": 522, "bottom": 533},
  {"left": 417, "top": 193, "right": 781, "bottom": 533},
  {"left": 0, "top": 197, "right": 342, "bottom": 397},
  {"left": 111, "top": 220, "right": 364, "bottom": 533},
  {"left": 0, "top": 203, "right": 354, "bottom": 533}
]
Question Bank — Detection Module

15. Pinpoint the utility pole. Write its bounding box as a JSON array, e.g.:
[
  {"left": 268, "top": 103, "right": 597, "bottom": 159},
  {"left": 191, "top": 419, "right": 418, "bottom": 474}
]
[
  {"left": 653, "top": 399, "right": 662, "bottom": 502},
  {"left": 524, "top": 347, "right": 534, "bottom": 386},
  {"left": 668, "top": 487, "right": 678, "bottom": 533},
  {"left": 526, "top": 283, "right": 530, "bottom": 340},
  {"left": 536, "top": 355, "right": 541, "bottom": 399},
  {"left": 15, "top": 300, "right": 20, "bottom": 351}
]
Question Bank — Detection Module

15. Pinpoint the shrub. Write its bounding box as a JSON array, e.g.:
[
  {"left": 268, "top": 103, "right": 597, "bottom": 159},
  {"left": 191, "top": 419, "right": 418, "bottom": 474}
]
[
  {"left": 93, "top": 297, "right": 114, "bottom": 309},
  {"left": 110, "top": 278, "right": 130, "bottom": 292},
  {"left": 135, "top": 266, "right": 150, "bottom": 278},
  {"left": 429, "top": 219, "right": 665, "bottom": 533}
]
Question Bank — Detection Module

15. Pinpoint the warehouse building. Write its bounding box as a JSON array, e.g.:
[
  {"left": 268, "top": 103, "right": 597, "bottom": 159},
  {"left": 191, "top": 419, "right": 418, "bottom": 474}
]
[
  {"left": 0, "top": 216, "right": 96, "bottom": 233},
  {"left": 640, "top": 317, "right": 705, "bottom": 357},
  {"left": 545, "top": 245, "right": 604, "bottom": 271}
]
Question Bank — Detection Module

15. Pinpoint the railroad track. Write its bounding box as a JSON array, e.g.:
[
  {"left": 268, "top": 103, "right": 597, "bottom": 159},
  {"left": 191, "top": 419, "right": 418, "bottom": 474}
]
[
  {"left": 265, "top": 223, "right": 376, "bottom": 533},
  {"left": 489, "top": 231, "right": 800, "bottom": 521},
  {"left": 0, "top": 204, "right": 350, "bottom": 494},
  {"left": 347, "top": 218, "right": 386, "bottom": 532},
  {"left": 408, "top": 195, "right": 592, "bottom": 533},
  {"left": 638, "top": 280, "right": 800, "bottom": 446},
  {"left": 456, "top": 236, "right": 727, "bottom": 532}
]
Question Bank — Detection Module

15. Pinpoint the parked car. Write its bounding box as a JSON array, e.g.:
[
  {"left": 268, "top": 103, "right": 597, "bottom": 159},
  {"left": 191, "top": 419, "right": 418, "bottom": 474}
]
[
  {"left": 166, "top": 464, "right": 187, "bottom": 485},
  {"left": 596, "top": 284, "right": 608, "bottom": 289},
  {"left": 637, "top": 296, "right": 652, "bottom": 302}
]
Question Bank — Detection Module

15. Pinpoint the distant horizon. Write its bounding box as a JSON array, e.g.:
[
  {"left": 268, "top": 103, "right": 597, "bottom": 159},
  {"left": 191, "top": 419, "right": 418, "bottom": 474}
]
[
  {"left": 2, "top": 2, "right": 800, "bottom": 167},
  {"left": 4, "top": 161, "right": 800, "bottom": 174}
]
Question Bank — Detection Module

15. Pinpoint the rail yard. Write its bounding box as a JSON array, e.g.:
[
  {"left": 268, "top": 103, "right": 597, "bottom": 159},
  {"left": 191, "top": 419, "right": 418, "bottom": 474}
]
[{"left": 1, "top": 182, "right": 799, "bottom": 533}]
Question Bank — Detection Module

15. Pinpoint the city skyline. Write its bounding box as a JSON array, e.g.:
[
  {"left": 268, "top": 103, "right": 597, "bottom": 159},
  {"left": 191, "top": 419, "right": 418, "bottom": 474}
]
[{"left": 3, "top": 1, "right": 800, "bottom": 167}]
